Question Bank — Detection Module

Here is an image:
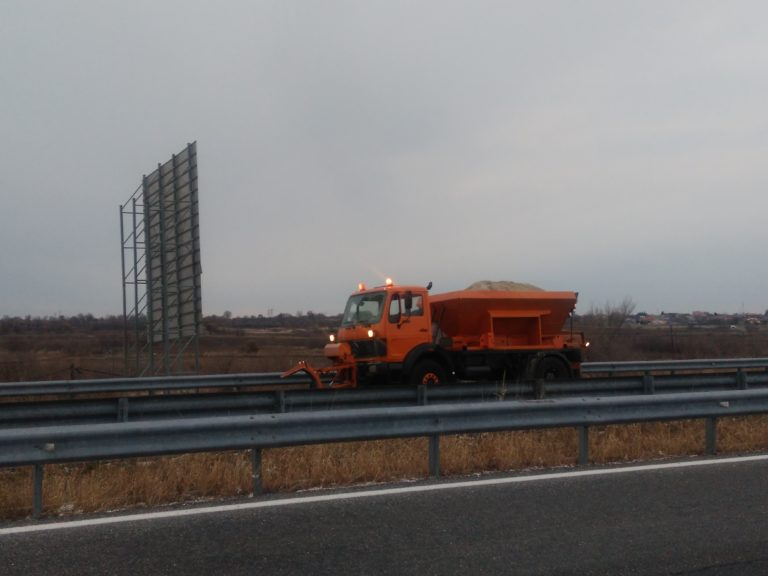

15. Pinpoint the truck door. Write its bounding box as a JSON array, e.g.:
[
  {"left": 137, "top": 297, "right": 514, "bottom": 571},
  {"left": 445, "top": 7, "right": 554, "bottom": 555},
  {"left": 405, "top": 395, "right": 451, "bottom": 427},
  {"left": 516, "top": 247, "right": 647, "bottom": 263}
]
[{"left": 386, "top": 291, "right": 431, "bottom": 362}]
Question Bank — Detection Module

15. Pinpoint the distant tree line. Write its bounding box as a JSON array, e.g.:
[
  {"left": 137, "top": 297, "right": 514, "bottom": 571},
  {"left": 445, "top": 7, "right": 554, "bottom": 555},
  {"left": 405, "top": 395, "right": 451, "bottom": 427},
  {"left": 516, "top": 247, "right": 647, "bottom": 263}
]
[
  {"left": 205, "top": 311, "right": 342, "bottom": 333},
  {"left": 0, "top": 314, "right": 125, "bottom": 334},
  {"left": 3, "top": 299, "right": 764, "bottom": 338},
  {"left": 0, "top": 312, "right": 344, "bottom": 335}
]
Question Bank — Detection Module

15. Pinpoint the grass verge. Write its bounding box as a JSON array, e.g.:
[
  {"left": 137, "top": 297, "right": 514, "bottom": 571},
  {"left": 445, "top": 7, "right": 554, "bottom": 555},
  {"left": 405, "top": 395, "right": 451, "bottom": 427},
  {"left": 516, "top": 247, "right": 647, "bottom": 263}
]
[{"left": 3, "top": 415, "right": 768, "bottom": 522}]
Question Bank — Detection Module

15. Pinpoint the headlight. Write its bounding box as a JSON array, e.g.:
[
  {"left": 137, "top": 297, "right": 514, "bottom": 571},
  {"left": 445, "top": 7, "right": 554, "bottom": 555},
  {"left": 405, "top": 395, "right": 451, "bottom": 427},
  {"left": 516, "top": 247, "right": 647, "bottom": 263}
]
[
  {"left": 329, "top": 334, "right": 336, "bottom": 343},
  {"left": 367, "top": 329, "right": 374, "bottom": 338}
]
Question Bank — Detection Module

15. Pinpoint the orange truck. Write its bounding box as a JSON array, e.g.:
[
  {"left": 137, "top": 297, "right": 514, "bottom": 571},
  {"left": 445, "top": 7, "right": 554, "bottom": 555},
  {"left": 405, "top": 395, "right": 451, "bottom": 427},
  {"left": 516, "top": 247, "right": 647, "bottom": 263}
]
[{"left": 284, "top": 279, "right": 587, "bottom": 388}]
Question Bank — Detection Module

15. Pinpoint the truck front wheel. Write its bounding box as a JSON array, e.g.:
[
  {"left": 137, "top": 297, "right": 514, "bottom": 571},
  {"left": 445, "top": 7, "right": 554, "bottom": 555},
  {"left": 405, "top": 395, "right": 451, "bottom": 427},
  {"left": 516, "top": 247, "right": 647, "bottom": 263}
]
[{"left": 409, "top": 359, "right": 448, "bottom": 386}]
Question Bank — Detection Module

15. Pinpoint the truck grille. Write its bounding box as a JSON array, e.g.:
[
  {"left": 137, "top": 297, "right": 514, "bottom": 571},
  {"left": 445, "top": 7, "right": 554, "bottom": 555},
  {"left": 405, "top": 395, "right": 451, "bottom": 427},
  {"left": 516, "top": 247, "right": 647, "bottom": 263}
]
[{"left": 349, "top": 339, "right": 387, "bottom": 358}]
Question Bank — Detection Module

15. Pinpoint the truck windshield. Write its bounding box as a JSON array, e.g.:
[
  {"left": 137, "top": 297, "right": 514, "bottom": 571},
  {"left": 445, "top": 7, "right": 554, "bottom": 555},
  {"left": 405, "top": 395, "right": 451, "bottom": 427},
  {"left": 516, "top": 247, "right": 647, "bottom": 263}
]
[{"left": 341, "top": 292, "right": 386, "bottom": 327}]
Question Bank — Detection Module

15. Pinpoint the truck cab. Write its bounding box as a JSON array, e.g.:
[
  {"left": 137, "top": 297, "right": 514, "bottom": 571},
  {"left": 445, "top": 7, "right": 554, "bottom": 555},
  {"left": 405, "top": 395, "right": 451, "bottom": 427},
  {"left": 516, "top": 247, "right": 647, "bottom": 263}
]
[{"left": 325, "top": 281, "right": 435, "bottom": 385}]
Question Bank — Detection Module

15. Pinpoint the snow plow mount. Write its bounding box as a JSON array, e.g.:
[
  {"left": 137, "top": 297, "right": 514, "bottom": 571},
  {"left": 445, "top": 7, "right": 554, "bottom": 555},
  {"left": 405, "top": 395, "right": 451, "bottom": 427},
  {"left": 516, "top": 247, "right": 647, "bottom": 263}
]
[{"left": 280, "top": 361, "right": 357, "bottom": 389}]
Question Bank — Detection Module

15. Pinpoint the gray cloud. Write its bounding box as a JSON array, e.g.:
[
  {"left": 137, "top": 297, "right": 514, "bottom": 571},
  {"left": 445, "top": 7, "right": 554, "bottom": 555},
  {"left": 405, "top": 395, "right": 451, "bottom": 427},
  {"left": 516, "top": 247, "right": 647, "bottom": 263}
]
[{"left": 1, "top": 1, "right": 766, "bottom": 317}]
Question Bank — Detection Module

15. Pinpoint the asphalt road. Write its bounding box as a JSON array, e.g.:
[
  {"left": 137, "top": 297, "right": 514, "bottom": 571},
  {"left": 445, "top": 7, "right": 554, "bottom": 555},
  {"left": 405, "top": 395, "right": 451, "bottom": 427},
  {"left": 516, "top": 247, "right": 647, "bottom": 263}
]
[{"left": 3, "top": 457, "right": 768, "bottom": 575}]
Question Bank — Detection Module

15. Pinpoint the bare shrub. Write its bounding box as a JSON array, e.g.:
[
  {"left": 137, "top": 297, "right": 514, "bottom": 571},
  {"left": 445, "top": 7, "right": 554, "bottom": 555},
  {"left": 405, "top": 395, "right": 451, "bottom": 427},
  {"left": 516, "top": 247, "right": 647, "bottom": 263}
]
[{"left": 579, "top": 297, "right": 637, "bottom": 360}]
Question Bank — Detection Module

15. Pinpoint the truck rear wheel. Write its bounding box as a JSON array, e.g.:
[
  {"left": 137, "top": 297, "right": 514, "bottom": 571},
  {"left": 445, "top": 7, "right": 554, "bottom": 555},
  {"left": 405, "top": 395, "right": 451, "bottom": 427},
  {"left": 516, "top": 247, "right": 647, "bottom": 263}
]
[
  {"left": 410, "top": 359, "right": 447, "bottom": 386},
  {"left": 535, "top": 355, "right": 572, "bottom": 380}
]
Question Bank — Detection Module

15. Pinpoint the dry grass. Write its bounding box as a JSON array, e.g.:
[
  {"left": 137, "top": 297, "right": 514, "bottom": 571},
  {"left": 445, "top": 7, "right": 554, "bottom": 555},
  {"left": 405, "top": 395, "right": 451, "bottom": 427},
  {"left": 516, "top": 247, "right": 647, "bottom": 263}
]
[
  {"left": 3, "top": 416, "right": 768, "bottom": 521},
  {"left": 441, "top": 429, "right": 578, "bottom": 474},
  {"left": 718, "top": 415, "right": 768, "bottom": 452},
  {"left": 0, "top": 441, "right": 427, "bottom": 520}
]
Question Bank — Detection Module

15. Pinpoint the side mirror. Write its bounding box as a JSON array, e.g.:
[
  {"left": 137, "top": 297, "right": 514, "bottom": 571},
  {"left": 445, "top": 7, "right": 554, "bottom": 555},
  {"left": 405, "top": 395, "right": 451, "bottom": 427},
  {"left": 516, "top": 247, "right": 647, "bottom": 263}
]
[{"left": 405, "top": 292, "right": 413, "bottom": 312}]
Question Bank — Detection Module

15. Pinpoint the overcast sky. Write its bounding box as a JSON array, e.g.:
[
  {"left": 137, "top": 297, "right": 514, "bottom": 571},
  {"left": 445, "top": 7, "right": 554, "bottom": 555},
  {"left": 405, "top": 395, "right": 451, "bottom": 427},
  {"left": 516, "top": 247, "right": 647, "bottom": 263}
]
[{"left": 2, "top": 1, "right": 767, "bottom": 318}]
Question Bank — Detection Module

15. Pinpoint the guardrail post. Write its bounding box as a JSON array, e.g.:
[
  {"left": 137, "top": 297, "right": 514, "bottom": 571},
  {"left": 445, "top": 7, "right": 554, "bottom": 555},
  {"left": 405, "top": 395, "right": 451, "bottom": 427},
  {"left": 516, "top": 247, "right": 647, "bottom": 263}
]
[
  {"left": 429, "top": 435, "right": 440, "bottom": 478},
  {"left": 643, "top": 373, "right": 655, "bottom": 394},
  {"left": 417, "top": 385, "right": 428, "bottom": 406},
  {"left": 33, "top": 464, "right": 44, "bottom": 518},
  {"left": 578, "top": 426, "right": 589, "bottom": 465},
  {"left": 117, "top": 398, "right": 129, "bottom": 422},
  {"left": 534, "top": 379, "right": 546, "bottom": 400},
  {"left": 251, "top": 448, "right": 263, "bottom": 495},
  {"left": 737, "top": 369, "right": 748, "bottom": 390},
  {"left": 274, "top": 390, "right": 286, "bottom": 413},
  {"left": 705, "top": 418, "right": 717, "bottom": 455}
]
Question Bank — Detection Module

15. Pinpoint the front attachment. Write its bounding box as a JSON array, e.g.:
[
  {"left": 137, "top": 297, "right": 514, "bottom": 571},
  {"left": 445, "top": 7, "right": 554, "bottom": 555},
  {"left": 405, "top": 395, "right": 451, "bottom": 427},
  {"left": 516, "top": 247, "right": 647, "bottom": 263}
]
[{"left": 281, "top": 361, "right": 358, "bottom": 389}]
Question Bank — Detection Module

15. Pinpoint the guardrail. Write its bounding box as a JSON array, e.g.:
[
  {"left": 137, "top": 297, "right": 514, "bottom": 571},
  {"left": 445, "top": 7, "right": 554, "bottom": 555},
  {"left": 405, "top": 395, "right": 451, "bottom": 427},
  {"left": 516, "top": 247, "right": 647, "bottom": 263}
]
[
  {"left": 4, "top": 386, "right": 768, "bottom": 519},
  {"left": 2, "top": 358, "right": 766, "bottom": 399},
  {"left": 3, "top": 371, "right": 768, "bottom": 429},
  {"left": 582, "top": 357, "right": 768, "bottom": 375},
  {"left": 0, "top": 371, "right": 314, "bottom": 398}
]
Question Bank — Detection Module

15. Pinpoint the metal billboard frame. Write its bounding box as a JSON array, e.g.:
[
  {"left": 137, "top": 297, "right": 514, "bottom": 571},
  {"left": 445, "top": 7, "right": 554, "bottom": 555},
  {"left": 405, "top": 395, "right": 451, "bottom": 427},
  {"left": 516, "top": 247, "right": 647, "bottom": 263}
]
[{"left": 120, "top": 142, "right": 202, "bottom": 376}]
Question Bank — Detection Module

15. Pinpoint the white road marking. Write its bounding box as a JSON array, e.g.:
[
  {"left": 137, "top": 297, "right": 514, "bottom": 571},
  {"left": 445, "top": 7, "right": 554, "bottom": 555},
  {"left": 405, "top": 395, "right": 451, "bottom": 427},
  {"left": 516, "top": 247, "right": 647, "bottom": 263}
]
[{"left": 3, "top": 454, "right": 767, "bottom": 536}]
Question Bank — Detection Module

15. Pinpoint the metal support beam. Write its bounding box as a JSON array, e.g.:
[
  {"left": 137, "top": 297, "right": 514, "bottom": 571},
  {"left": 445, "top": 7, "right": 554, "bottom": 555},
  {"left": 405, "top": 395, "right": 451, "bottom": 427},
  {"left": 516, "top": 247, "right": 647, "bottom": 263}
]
[
  {"left": 131, "top": 196, "right": 141, "bottom": 376},
  {"left": 429, "top": 435, "right": 440, "bottom": 478},
  {"left": 643, "top": 373, "right": 655, "bottom": 394},
  {"left": 705, "top": 417, "right": 717, "bottom": 455},
  {"left": 120, "top": 204, "right": 128, "bottom": 376},
  {"left": 158, "top": 163, "right": 170, "bottom": 376},
  {"left": 578, "top": 426, "right": 589, "bottom": 465},
  {"left": 274, "top": 390, "right": 286, "bottom": 413},
  {"left": 33, "top": 464, "right": 44, "bottom": 518},
  {"left": 117, "top": 398, "right": 130, "bottom": 422},
  {"left": 144, "top": 175, "right": 155, "bottom": 375},
  {"left": 252, "top": 448, "right": 262, "bottom": 495},
  {"left": 417, "top": 385, "right": 427, "bottom": 406}
]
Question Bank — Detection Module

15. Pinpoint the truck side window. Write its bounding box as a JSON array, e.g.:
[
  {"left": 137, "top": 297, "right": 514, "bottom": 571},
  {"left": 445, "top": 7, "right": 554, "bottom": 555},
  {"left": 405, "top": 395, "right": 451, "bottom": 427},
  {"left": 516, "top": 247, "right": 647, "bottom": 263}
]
[
  {"left": 409, "top": 295, "right": 424, "bottom": 316},
  {"left": 388, "top": 295, "right": 401, "bottom": 323}
]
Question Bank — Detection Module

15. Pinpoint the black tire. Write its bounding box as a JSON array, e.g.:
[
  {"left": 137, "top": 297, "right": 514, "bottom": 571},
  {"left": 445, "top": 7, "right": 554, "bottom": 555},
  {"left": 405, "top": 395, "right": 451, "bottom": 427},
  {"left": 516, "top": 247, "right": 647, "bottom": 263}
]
[
  {"left": 409, "top": 359, "right": 448, "bottom": 386},
  {"left": 534, "top": 355, "right": 572, "bottom": 380}
]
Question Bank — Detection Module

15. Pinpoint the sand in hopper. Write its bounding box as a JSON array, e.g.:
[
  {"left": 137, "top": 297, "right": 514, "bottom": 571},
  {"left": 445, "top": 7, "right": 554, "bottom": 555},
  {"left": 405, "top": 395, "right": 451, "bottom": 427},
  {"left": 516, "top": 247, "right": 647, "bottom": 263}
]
[{"left": 466, "top": 280, "right": 544, "bottom": 292}]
